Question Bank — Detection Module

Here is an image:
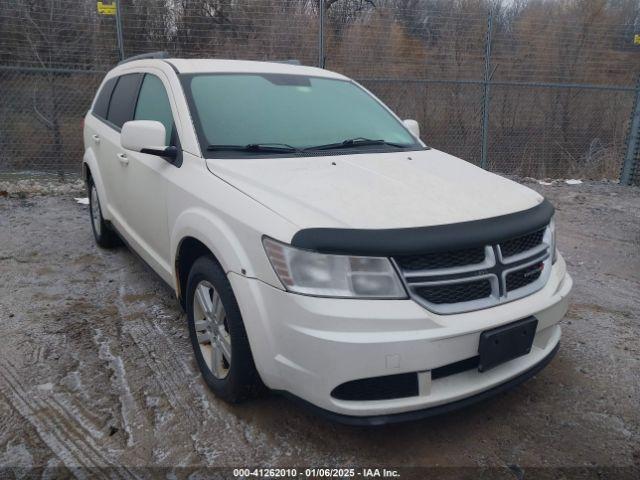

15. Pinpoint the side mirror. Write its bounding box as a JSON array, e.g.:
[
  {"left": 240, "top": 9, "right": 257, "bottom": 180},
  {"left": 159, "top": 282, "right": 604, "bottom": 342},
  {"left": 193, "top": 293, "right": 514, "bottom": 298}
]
[
  {"left": 121, "top": 120, "right": 176, "bottom": 160},
  {"left": 403, "top": 119, "right": 420, "bottom": 140}
]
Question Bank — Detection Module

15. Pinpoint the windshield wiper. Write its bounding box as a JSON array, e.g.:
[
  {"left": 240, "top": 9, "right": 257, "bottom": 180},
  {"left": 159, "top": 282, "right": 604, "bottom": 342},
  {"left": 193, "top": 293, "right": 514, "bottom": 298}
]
[
  {"left": 207, "top": 143, "right": 301, "bottom": 153},
  {"left": 303, "top": 137, "right": 409, "bottom": 151}
]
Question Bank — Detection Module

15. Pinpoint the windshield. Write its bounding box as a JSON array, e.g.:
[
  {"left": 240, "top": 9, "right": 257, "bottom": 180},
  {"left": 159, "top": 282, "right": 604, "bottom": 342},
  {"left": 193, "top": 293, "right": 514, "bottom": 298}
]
[{"left": 183, "top": 73, "right": 422, "bottom": 157}]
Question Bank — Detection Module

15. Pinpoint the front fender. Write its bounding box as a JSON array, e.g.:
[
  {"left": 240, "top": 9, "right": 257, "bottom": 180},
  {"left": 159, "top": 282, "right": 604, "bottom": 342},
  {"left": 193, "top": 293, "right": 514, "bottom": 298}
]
[
  {"left": 170, "top": 206, "right": 251, "bottom": 278},
  {"left": 170, "top": 202, "right": 286, "bottom": 291}
]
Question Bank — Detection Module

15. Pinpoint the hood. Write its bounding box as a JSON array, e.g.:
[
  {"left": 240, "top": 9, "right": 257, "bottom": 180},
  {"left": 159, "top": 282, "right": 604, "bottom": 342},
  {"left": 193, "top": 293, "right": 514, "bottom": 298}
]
[{"left": 205, "top": 149, "right": 543, "bottom": 230}]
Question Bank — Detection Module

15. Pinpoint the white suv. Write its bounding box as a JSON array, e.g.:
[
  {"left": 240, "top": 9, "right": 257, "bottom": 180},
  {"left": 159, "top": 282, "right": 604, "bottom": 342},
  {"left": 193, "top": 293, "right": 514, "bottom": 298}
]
[{"left": 83, "top": 54, "right": 572, "bottom": 425}]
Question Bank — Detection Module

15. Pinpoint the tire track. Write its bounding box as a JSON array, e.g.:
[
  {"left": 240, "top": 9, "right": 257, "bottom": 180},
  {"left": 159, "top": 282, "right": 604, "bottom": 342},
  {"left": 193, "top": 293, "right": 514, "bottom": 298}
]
[
  {"left": 126, "top": 314, "right": 302, "bottom": 465},
  {"left": 1, "top": 360, "right": 99, "bottom": 476},
  {"left": 50, "top": 392, "right": 107, "bottom": 441},
  {"left": 48, "top": 394, "right": 105, "bottom": 441},
  {"left": 0, "top": 358, "right": 140, "bottom": 480},
  {"left": 123, "top": 311, "right": 260, "bottom": 461},
  {"left": 125, "top": 318, "right": 206, "bottom": 428},
  {"left": 125, "top": 320, "right": 190, "bottom": 411},
  {"left": 114, "top": 279, "right": 303, "bottom": 465}
]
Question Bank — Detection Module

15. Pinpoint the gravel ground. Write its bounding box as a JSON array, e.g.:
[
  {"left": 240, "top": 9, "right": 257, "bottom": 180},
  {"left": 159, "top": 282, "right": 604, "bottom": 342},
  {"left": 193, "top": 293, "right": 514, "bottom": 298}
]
[
  {"left": 0, "top": 178, "right": 638, "bottom": 478},
  {"left": 0, "top": 175, "right": 85, "bottom": 198}
]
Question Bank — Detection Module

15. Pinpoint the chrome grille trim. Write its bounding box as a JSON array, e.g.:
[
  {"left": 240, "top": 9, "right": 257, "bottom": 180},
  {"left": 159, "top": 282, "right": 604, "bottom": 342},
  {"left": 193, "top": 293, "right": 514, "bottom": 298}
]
[
  {"left": 393, "top": 224, "right": 553, "bottom": 315},
  {"left": 402, "top": 246, "right": 495, "bottom": 279},
  {"left": 498, "top": 242, "right": 547, "bottom": 264}
]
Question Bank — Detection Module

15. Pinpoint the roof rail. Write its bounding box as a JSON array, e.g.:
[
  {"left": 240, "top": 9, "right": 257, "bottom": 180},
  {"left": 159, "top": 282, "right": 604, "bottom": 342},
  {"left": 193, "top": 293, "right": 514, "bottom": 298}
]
[
  {"left": 118, "top": 51, "right": 170, "bottom": 65},
  {"left": 272, "top": 59, "right": 301, "bottom": 65}
]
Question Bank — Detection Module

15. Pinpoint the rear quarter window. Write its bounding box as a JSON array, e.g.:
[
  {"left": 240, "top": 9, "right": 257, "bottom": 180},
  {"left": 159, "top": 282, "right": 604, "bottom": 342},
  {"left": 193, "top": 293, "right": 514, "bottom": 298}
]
[
  {"left": 106, "top": 73, "right": 143, "bottom": 129},
  {"left": 92, "top": 77, "right": 117, "bottom": 119}
]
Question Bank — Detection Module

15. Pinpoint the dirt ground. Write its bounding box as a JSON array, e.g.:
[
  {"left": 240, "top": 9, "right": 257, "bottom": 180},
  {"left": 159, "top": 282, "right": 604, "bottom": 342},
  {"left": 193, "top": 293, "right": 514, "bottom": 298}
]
[{"left": 0, "top": 177, "right": 638, "bottom": 478}]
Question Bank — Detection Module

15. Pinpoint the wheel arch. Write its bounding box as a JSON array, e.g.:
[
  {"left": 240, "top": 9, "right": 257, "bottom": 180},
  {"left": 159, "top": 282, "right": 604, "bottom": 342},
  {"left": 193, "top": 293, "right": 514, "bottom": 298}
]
[
  {"left": 174, "top": 236, "right": 220, "bottom": 309},
  {"left": 171, "top": 208, "right": 255, "bottom": 309}
]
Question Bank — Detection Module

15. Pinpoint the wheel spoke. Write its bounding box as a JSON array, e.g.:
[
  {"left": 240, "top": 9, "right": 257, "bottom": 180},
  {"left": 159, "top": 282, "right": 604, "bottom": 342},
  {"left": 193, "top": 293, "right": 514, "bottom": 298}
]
[
  {"left": 211, "top": 290, "right": 224, "bottom": 325},
  {"left": 194, "top": 319, "right": 209, "bottom": 331},
  {"left": 211, "top": 342, "right": 225, "bottom": 377},
  {"left": 196, "top": 331, "right": 211, "bottom": 343},
  {"left": 217, "top": 328, "right": 232, "bottom": 362},
  {"left": 195, "top": 284, "right": 213, "bottom": 317}
]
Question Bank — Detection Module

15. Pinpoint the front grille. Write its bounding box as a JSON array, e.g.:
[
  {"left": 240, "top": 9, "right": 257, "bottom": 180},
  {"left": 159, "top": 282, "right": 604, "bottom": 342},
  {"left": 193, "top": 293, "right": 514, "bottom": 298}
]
[
  {"left": 500, "top": 228, "right": 545, "bottom": 258},
  {"left": 506, "top": 262, "right": 544, "bottom": 291},
  {"left": 414, "top": 279, "right": 492, "bottom": 304},
  {"left": 393, "top": 223, "right": 552, "bottom": 314},
  {"left": 331, "top": 372, "right": 418, "bottom": 401},
  {"left": 395, "top": 247, "right": 485, "bottom": 271}
]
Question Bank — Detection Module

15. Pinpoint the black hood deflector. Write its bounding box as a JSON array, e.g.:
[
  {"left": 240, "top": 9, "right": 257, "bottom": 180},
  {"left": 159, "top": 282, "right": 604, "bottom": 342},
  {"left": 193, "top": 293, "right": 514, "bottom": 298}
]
[{"left": 290, "top": 199, "right": 554, "bottom": 256}]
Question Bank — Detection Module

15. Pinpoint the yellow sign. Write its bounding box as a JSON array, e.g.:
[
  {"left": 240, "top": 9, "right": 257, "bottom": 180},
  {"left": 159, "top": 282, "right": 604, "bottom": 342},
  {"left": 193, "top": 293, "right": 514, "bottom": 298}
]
[
  {"left": 635, "top": 34, "right": 640, "bottom": 45},
  {"left": 97, "top": 1, "right": 116, "bottom": 15}
]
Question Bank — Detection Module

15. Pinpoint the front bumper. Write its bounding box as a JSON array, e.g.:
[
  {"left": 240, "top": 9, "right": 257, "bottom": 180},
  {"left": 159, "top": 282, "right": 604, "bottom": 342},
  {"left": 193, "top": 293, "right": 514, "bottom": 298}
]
[
  {"left": 279, "top": 341, "right": 559, "bottom": 426},
  {"left": 229, "top": 255, "right": 572, "bottom": 420}
]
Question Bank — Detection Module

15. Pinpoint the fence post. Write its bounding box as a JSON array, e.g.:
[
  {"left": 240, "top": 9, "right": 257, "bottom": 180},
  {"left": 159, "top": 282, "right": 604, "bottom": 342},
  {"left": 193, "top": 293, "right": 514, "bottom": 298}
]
[
  {"left": 115, "top": 0, "right": 125, "bottom": 61},
  {"left": 318, "top": 0, "right": 325, "bottom": 68},
  {"left": 620, "top": 76, "right": 640, "bottom": 185},
  {"left": 480, "top": 8, "right": 494, "bottom": 170}
]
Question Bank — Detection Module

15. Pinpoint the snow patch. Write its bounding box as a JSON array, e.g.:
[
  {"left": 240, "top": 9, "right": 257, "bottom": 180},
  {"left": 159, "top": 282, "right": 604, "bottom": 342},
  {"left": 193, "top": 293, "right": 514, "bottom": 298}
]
[
  {"left": 60, "top": 370, "right": 82, "bottom": 393},
  {"left": 94, "top": 328, "right": 136, "bottom": 447},
  {"left": 0, "top": 443, "right": 33, "bottom": 477},
  {"left": 150, "top": 303, "right": 173, "bottom": 320}
]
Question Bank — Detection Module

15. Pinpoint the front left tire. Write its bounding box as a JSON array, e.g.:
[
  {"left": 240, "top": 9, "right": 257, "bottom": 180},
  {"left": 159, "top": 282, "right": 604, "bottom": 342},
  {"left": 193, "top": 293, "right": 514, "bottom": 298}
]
[{"left": 186, "top": 255, "right": 264, "bottom": 403}]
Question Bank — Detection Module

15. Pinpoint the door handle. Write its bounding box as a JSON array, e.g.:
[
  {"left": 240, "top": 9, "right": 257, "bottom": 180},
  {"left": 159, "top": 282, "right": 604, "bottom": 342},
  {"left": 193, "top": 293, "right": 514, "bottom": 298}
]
[
  {"left": 92, "top": 134, "right": 100, "bottom": 144},
  {"left": 117, "top": 153, "right": 129, "bottom": 166}
]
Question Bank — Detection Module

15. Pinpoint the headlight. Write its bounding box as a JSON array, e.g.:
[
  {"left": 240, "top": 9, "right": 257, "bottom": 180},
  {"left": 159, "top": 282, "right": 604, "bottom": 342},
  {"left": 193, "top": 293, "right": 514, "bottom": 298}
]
[
  {"left": 548, "top": 217, "right": 557, "bottom": 263},
  {"left": 263, "top": 237, "right": 407, "bottom": 298}
]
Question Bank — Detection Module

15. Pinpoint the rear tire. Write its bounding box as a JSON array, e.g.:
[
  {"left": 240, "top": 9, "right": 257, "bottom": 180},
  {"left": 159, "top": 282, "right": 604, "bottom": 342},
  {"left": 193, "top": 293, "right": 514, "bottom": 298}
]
[
  {"left": 186, "top": 255, "right": 264, "bottom": 402},
  {"left": 88, "top": 179, "right": 120, "bottom": 249}
]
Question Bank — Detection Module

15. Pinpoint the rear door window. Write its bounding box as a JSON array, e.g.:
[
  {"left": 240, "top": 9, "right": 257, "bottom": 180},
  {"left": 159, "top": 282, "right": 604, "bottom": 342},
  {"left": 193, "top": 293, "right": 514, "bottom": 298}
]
[
  {"left": 106, "top": 73, "right": 143, "bottom": 129},
  {"left": 92, "top": 77, "right": 117, "bottom": 119},
  {"left": 134, "top": 74, "right": 175, "bottom": 145}
]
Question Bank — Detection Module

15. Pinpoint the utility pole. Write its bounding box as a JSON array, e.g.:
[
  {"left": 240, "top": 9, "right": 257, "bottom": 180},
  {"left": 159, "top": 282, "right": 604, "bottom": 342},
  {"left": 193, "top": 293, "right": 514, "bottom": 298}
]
[
  {"left": 480, "top": 8, "right": 494, "bottom": 170},
  {"left": 318, "top": 0, "right": 325, "bottom": 68},
  {"left": 621, "top": 75, "right": 640, "bottom": 185},
  {"left": 115, "top": 0, "right": 125, "bottom": 61}
]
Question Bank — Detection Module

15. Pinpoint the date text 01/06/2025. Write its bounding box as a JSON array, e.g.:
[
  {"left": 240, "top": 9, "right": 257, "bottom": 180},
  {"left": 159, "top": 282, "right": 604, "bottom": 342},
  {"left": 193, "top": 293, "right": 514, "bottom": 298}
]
[{"left": 232, "top": 467, "right": 401, "bottom": 478}]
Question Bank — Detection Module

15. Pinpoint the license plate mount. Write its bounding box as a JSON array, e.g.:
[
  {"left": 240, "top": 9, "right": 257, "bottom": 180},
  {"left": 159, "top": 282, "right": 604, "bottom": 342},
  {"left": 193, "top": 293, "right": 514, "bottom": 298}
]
[{"left": 478, "top": 316, "right": 538, "bottom": 372}]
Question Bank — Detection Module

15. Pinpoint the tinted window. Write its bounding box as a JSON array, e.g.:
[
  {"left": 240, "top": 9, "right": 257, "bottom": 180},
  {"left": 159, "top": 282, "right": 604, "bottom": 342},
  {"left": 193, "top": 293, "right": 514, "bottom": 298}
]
[
  {"left": 186, "top": 74, "right": 418, "bottom": 156},
  {"left": 134, "top": 74, "right": 174, "bottom": 145},
  {"left": 92, "top": 77, "right": 117, "bottom": 119},
  {"left": 106, "top": 73, "right": 143, "bottom": 129}
]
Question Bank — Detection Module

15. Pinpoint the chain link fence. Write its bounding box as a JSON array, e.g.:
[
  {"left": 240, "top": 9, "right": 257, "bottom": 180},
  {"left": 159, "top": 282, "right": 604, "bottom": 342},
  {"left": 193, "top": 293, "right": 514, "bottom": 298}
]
[{"left": 1, "top": 0, "right": 639, "bottom": 184}]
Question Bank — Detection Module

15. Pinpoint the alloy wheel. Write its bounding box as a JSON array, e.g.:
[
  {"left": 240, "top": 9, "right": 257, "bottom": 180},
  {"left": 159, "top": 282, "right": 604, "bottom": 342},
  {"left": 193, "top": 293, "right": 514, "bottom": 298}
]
[
  {"left": 90, "top": 184, "right": 102, "bottom": 236},
  {"left": 193, "top": 280, "right": 232, "bottom": 379}
]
